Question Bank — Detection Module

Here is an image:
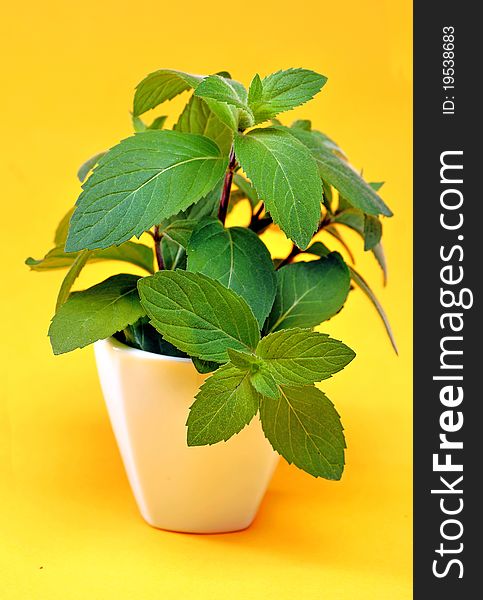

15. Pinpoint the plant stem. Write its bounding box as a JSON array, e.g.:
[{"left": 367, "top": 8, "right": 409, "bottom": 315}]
[
  {"left": 218, "top": 147, "right": 237, "bottom": 224},
  {"left": 153, "top": 225, "right": 164, "bottom": 270}
]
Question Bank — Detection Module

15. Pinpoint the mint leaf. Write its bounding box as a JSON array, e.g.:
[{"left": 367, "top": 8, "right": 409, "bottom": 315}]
[
  {"left": 260, "top": 385, "right": 345, "bottom": 479},
  {"left": 65, "top": 131, "right": 228, "bottom": 252},
  {"left": 123, "top": 316, "right": 188, "bottom": 358},
  {"left": 227, "top": 348, "right": 259, "bottom": 369},
  {"left": 138, "top": 271, "right": 260, "bottom": 362},
  {"left": 256, "top": 328, "right": 355, "bottom": 385},
  {"left": 234, "top": 128, "right": 322, "bottom": 249},
  {"left": 161, "top": 219, "right": 198, "bottom": 248},
  {"left": 187, "top": 218, "right": 276, "bottom": 326},
  {"left": 186, "top": 363, "right": 260, "bottom": 445},
  {"left": 49, "top": 274, "right": 144, "bottom": 354},
  {"left": 305, "top": 241, "right": 330, "bottom": 257},
  {"left": 291, "top": 119, "right": 312, "bottom": 131},
  {"left": 147, "top": 115, "right": 168, "bottom": 130},
  {"left": 175, "top": 94, "right": 233, "bottom": 154},
  {"left": 192, "top": 357, "right": 220, "bottom": 374},
  {"left": 349, "top": 266, "right": 397, "bottom": 353},
  {"left": 195, "top": 75, "right": 253, "bottom": 128},
  {"left": 133, "top": 69, "right": 203, "bottom": 116},
  {"left": 266, "top": 253, "right": 350, "bottom": 332},
  {"left": 54, "top": 208, "right": 75, "bottom": 245},
  {"left": 77, "top": 151, "right": 106, "bottom": 183},
  {"left": 363, "top": 214, "right": 382, "bottom": 250},
  {"left": 55, "top": 250, "right": 93, "bottom": 311},
  {"left": 248, "top": 69, "right": 327, "bottom": 123},
  {"left": 233, "top": 173, "right": 259, "bottom": 208},
  {"left": 131, "top": 115, "right": 168, "bottom": 133},
  {"left": 332, "top": 208, "right": 387, "bottom": 281},
  {"left": 160, "top": 237, "right": 186, "bottom": 270},
  {"left": 26, "top": 241, "right": 154, "bottom": 274},
  {"left": 287, "top": 128, "right": 392, "bottom": 217},
  {"left": 250, "top": 368, "right": 280, "bottom": 400},
  {"left": 247, "top": 74, "right": 263, "bottom": 104}
]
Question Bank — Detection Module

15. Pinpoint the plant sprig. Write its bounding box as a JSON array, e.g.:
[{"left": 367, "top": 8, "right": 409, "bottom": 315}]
[{"left": 27, "top": 67, "right": 396, "bottom": 480}]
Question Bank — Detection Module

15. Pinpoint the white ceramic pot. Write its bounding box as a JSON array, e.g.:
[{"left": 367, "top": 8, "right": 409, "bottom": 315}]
[{"left": 94, "top": 338, "right": 279, "bottom": 534}]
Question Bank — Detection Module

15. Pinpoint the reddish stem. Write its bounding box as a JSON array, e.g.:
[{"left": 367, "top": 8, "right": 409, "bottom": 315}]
[{"left": 218, "top": 148, "right": 237, "bottom": 224}]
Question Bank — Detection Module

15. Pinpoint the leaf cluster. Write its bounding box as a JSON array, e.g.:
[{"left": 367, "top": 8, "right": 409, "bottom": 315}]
[{"left": 27, "top": 67, "right": 396, "bottom": 479}]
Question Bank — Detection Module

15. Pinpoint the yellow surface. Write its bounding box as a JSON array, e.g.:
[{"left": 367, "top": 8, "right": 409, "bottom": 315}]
[{"left": 0, "top": 1, "right": 412, "bottom": 598}]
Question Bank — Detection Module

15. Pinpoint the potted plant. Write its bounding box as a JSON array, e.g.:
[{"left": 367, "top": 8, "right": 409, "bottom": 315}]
[{"left": 27, "top": 68, "right": 395, "bottom": 533}]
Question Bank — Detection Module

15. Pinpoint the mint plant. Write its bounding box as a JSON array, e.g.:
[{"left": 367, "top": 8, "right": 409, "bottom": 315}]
[{"left": 27, "top": 68, "right": 396, "bottom": 480}]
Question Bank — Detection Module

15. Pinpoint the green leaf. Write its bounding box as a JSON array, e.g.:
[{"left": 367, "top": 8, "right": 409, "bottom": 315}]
[
  {"left": 195, "top": 75, "right": 253, "bottom": 128},
  {"left": 256, "top": 328, "right": 355, "bottom": 385},
  {"left": 247, "top": 74, "right": 263, "bottom": 104},
  {"left": 333, "top": 208, "right": 365, "bottom": 233},
  {"left": 248, "top": 69, "right": 327, "bottom": 124},
  {"left": 131, "top": 115, "right": 167, "bottom": 133},
  {"left": 175, "top": 94, "right": 233, "bottom": 154},
  {"left": 54, "top": 207, "right": 75, "bottom": 245},
  {"left": 305, "top": 241, "right": 330, "bottom": 257},
  {"left": 138, "top": 271, "right": 260, "bottom": 363},
  {"left": 26, "top": 241, "right": 154, "bottom": 274},
  {"left": 332, "top": 209, "right": 387, "bottom": 280},
  {"left": 349, "top": 266, "right": 397, "bottom": 353},
  {"left": 324, "top": 225, "right": 355, "bottom": 264},
  {"left": 160, "top": 237, "right": 186, "bottom": 270},
  {"left": 122, "top": 316, "right": 188, "bottom": 357},
  {"left": 161, "top": 219, "right": 198, "bottom": 248},
  {"left": 133, "top": 69, "right": 203, "bottom": 117},
  {"left": 132, "top": 115, "right": 147, "bottom": 132},
  {"left": 233, "top": 173, "right": 259, "bottom": 208},
  {"left": 55, "top": 250, "right": 93, "bottom": 311},
  {"left": 266, "top": 253, "right": 350, "bottom": 332},
  {"left": 260, "top": 385, "right": 345, "bottom": 479},
  {"left": 192, "top": 357, "right": 220, "bottom": 374},
  {"left": 286, "top": 128, "right": 392, "bottom": 217},
  {"left": 363, "top": 214, "right": 382, "bottom": 250},
  {"left": 49, "top": 274, "right": 144, "bottom": 355},
  {"left": 291, "top": 119, "right": 312, "bottom": 131},
  {"left": 227, "top": 347, "right": 259, "bottom": 370},
  {"left": 77, "top": 151, "right": 106, "bottom": 183},
  {"left": 65, "top": 131, "right": 228, "bottom": 252},
  {"left": 182, "top": 179, "right": 223, "bottom": 220},
  {"left": 250, "top": 368, "right": 281, "bottom": 400},
  {"left": 147, "top": 115, "right": 168, "bottom": 130},
  {"left": 234, "top": 128, "right": 322, "bottom": 249},
  {"left": 186, "top": 363, "right": 260, "bottom": 445},
  {"left": 187, "top": 218, "right": 276, "bottom": 326}
]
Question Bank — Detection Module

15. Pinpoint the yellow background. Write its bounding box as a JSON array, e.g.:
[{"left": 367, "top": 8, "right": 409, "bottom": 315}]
[{"left": 0, "top": 0, "right": 412, "bottom": 598}]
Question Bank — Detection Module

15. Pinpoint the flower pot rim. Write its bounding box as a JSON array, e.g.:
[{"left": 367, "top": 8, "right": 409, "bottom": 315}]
[{"left": 97, "top": 336, "right": 192, "bottom": 364}]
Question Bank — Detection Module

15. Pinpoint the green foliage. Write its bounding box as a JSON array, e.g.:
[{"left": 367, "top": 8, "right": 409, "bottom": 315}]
[
  {"left": 248, "top": 69, "right": 327, "bottom": 124},
  {"left": 138, "top": 271, "right": 260, "bottom": 363},
  {"left": 65, "top": 131, "right": 228, "bottom": 252},
  {"left": 49, "top": 274, "right": 144, "bottom": 354},
  {"left": 234, "top": 127, "right": 322, "bottom": 249},
  {"left": 259, "top": 385, "right": 346, "bottom": 479},
  {"left": 256, "top": 328, "right": 355, "bottom": 385},
  {"left": 187, "top": 363, "right": 260, "bottom": 445},
  {"left": 175, "top": 95, "right": 233, "bottom": 154},
  {"left": 133, "top": 69, "right": 203, "bottom": 116},
  {"left": 287, "top": 127, "right": 392, "bottom": 217},
  {"left": 30, "top": 66, "right": 397, "bottom": 482},
  {"left": 266, "top": 253, "right": 350, "bottom": 332},
  {"left": 26, "top": 241, "right": 154, "bottom": 273},
  {"left": 187, "top": 218, "right": 276, "bottom": 326}
]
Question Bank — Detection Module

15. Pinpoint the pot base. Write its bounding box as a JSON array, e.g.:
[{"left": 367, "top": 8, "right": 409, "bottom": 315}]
[{"left": 94, "top": 338, "right": 279, "bottom": 534}]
